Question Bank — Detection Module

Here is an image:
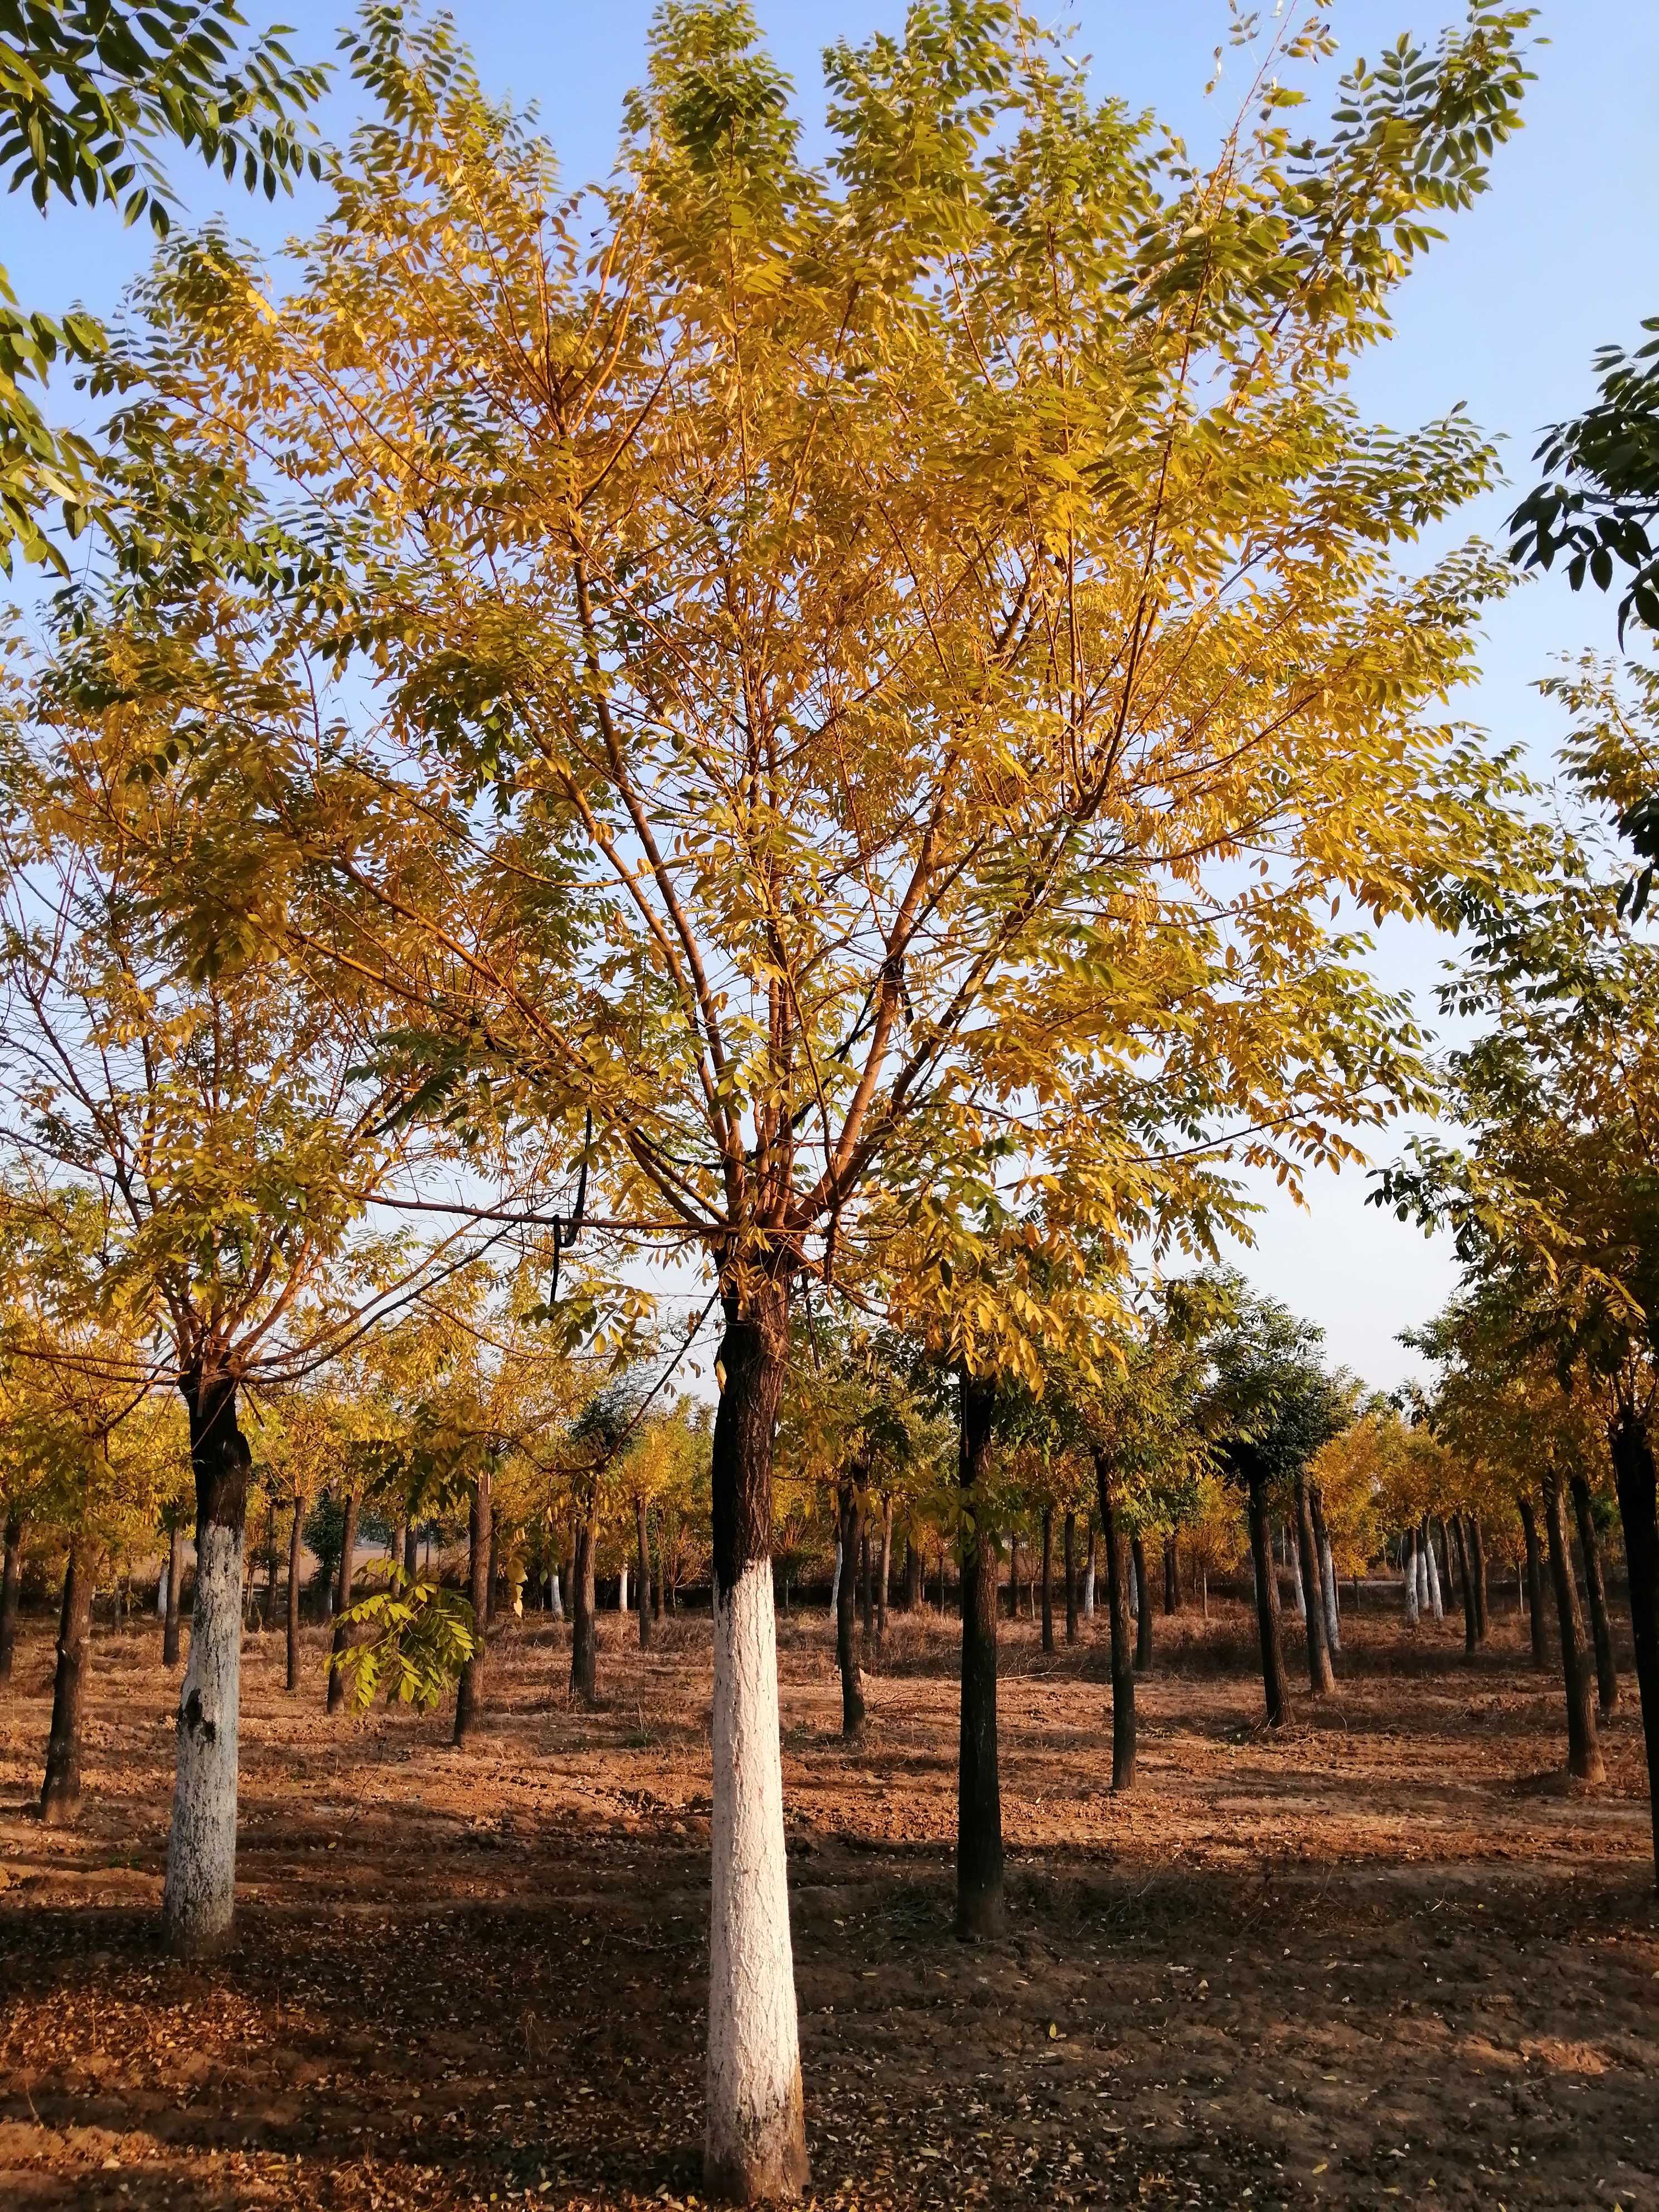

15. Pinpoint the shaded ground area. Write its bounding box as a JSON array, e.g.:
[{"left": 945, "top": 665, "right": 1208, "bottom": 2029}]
[{"left": 2, "top": 1593, "right": 1657, "bottom": 2208}]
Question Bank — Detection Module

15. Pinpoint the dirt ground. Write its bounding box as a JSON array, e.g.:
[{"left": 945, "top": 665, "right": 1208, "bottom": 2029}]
[{"left": 2, "top": 1585, "right": 1657, "bottom": 2211}]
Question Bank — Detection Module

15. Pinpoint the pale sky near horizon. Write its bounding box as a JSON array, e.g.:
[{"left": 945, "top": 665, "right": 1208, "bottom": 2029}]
[{"left": 6, "top": 1, "right": 1657, "bottom": 1392}]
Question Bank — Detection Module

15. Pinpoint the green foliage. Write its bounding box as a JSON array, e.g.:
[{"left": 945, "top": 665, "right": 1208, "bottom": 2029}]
[{"left": 329, "top": 1563, "right": 477, "bottom": 1714}]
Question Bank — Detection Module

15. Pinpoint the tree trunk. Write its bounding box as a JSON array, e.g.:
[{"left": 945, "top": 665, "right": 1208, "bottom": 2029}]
[
  {"left": 1451, "top": 1513, "right": 1477, "bottom": 1653},
  {"left": 876, "top": 1496, "right": 892, "bottom": 1654},
  {"left": 955, "top": 1366, "right": 1004, "bottom": 1941},
  {"left": 404, "top": 1519, "right": 418, "bottom": 1580},
  {"left": 1007, "top": 1533, "right": 1021, "bottom": 1622},
  {"left": 1402, "top": 1525, "right": 1420, "bottom": 1626},
  {"left": 164, "top": 1365, "right": 251, "bottom": 1957},
  {"left": 1163, "top": 1533, "right": 1178, "bottom": 1614},
  {"left": 1570, "top": 1473, "right": 1618, "bottom": 1717},
  {"left": 454, "top": 1464, "right": 492, "bottom": 1742},
  {"left": 1518, "top": 1495, "right": 1548, "bottom": 1667},
  {"left": 652, "top": 1520, "right": 664, "bottom": 1619},
  {"left": 1132, "top": 1535, "right": 1152, "bottom": 1671},
  {"left": 1246, "top": 1476, "right": 1288, "bottom": 1726},
  {"left": 40, "top": 1541, "right": 94, "bottom": 1825},
  {"left": 836, "top": 1478, "right": 865, "bottom": 1738},
  {"left": 1296, "top": 1473, "right": 1335, "bottom": 1696},
  {"left": 570, "top": 1497, "right": 598, "bottom": 1707},
  {"left": 1063, "top": 1510, "right": 1079, "bottom": 1646},
  {"left": 858, "top": 1526, "right": 872, "bottom": 1644},
  {"left": 285, "top": 1500, "right": 303, "bottom": 1692},
  {"left": 1287, "top": 1518, "right": 1307, "bottom": 1618},
  {"left": 325, "top": 1486, "right": 360, "bottom": 1716},
  {"left": 1094, "top": 1453, "right": 1136, "bottom": 1789},
  {"left": 1467, "top": 1514, "right": 1490, "bottom": 1643},
  {"left": 0, "top": 1512, "right": 21, "bottom": 1686},
  {"left": 1040, "top": 1505, "right": 1055, "bottom": 1655},
  {"left": 1609, "top": 1407, "right": 1659, "bottom": 1887},
  {"left": 829, "top": 1536, "right": 842, "bottom": 1614},
  {"left": 704, "top": 1274, "right": 808, "bottom": 2203},
  {"left": 162, "top": 1519, "right": 185, "bottom": 1670},
  {"left": 905, "top": 1534, "right": 922, "bottom": 1611},
  {"left": 636, "top": 1493, "right": 653, "bottom": 1651},
  {"left": 1082, "top": 1518, "right": 1096, "bottom": 1621},
  {"left": 1541, "top": 1469, "right": 1604, "bottom": 1782},
  {"left": 1422, "top": 1516, "right": 1443, "bottom": 1622},
  {"left": 1311, "top": 1485, "right": 1340, "bottom": 1653}
]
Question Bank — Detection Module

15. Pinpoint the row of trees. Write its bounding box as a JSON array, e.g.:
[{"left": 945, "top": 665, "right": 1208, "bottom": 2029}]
[{"left": 8, "top": 2, "right": 1652, "bottom": 2203}]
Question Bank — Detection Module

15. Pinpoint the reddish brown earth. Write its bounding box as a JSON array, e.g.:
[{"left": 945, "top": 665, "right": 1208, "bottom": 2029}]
[{"left": 2, "top": 1591, "right": 1657, "bottom": 2209}]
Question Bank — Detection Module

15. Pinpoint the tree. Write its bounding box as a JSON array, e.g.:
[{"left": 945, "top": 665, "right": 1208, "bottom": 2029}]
[
  {"left": 0, "top": 0, "right": 326, "bottom": 570},
  {"left": 92, "top": 2, "right": 1540, "bottom": 2188},
  {"left": 0, "top": 609, "right": 496, "bottom": 1955}
]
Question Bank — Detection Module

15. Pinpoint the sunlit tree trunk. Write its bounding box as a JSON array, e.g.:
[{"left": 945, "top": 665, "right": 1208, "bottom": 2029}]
[
  {"left": 325, "top": 1485, "right": 360, "bottom": 1715},
  {"left": 1094, "top": 1453, "right": 1135, "bottom": 1789},
  {"left": 955, "top": 1366, "right": 1003, "bottom": 1940},
  {"left": 1296, "top": 1473, "right": 1334, "bottom": 1696},
  {"left": 1132, "top": 1535, "right": 1152, "bottom": 1671},
  {"left": 1570, "top": 1472, "right": 1618, "bottom": 1716},
  {"left": 454, "top": 1463, "right": 492, "bottom": 1743},
  {"left": 1542, "top": 1468, "right": 1604, "bottom": 1783},
  {"left": 1246, "top": 1476, "right": 1288, "bottom": 1726},
  {"left": 40, "top": 1541, "right": 94, "bottom": 1825},
  {"left": 704, "top": 1274, "right": 807, "bottom": 2203},
  {"left": 164, "top": 1364, "right": 250, "bottom": 1957},
  {"left": 1422, "top": 1516, "right": 1443, "bottom": 1621},
  {"left": 161, "top": 1519, "right": 185, "bottom": 1670}
]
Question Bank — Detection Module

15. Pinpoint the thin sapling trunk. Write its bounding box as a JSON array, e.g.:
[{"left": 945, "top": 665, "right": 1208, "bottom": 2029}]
[
  {"left": 955, "top": 1367, "right": 1004, "bottom": 1939},
  {"left": 40, "top": 1541, "right": 94, "bottom": 1825}
]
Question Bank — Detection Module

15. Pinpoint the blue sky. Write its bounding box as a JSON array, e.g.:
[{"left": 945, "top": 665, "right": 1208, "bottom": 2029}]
[{"left": 7, "top": 1, "right": 1658, "bottom": 1388}]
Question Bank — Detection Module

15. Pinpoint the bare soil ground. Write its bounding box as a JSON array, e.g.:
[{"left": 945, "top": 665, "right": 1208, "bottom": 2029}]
[{"left": 2, "top": 1590, "right": 1657, "bottom": 2210}]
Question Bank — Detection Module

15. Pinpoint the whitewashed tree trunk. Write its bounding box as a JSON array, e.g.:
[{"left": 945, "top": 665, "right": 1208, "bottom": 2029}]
[
  {"left": 155, "top": 1566, "right": 168, "bottom": 1617},
  {"left": 619, "top": 1564, "right": 629, "bottom": 1613},
  {"left": 1321, "top": 1535, "right": 1341, "bottom": 1652},
  {"left": 1403, "top": 1531, "right": 1419, "bottom": 1625},
  {"left": 550, "top": 1569, "right": 564, "bottom": 1620},
  {"left": 163, "top": 1521, "right": 244, "bottom": 1956},
  {"left": 1423, "top": 1524, "right": 1443, "bottom": 1621},
  {"left": 828, "top": 1537, "right": 842, "bottom": 1613},
  {"left": 1288, "top": 1521, "right": 1307, "bottom": 1618},
  {"left": 707, "top": 1559, "right": 807, "bottom": 2199},
  {"left": 1082, "top": 1552, "right": 1095, "bottom": 1619}
]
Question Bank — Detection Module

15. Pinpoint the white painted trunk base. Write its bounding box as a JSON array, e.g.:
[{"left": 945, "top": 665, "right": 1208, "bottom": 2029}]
[
  {"left": 707, "top": 1560, "right": 807, "bottom": 2199},
  {"left": 1424, "top": 1532, "right": 1443, "bottom": 1621},
  {"left": 619, "top": 1565, "right": 629, "bottom": 1613},
  {"left": 1321, "top": 1536, "right": 1341, "bottom": 1652},
  {"left": 828, "top": 1539, "right": 842, "bottom": 1613},
  {"left": 1403, "top": 1540, "right": 1419, "bottom": 1626},
  {"left": 1082, "top": 1559, "right": 1095, "bottom": 1619},
  {"left": 163, "top": 1524, "right": 244, "bottom": 1954},
  {"left": 156, "top": 1568, "right": 168, "bottom": 1617},
  {"left": 1416, "top": 1545, "right": 1430, "bottom": 1615},
  {"left": 1289, "top": 1530, "right": 1307, "bottom": 1618},
  {"left": 550, "top": 1571, "right": 564, "bottom": 1620}
]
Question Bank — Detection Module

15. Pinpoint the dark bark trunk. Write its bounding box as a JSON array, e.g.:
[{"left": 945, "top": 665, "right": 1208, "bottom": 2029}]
[
  {"left": 570, "top": 1497, "right": 598, "bottom": 1706},
  {"left": 876, "top": 1496, "right": 892, "bottom": 1653},
  {"left": 0, "top": 1511, "right": 21, "bottom": 1686},
  {"left": 1519, "top": 1495, "right": 1548, "bottom": 1667},
  {"left": 836, "top": 1478, "right": 865, "bottom": 1737},
  {"left": 635, "top": 1493, "right": 652, "bottom": 1651},
  {"left": 1006, "top": 1534, "right": 1021, "bottom": 1621},
  {"left": 325, "top": 1486, "right": 360, "bottom": 1716},
  {"left": 1131, "top": 1535, "right": 1152, "bottom": 1671},
  {"left": 404, "top": 1520, "right": 418, "bottom": 1580},
  {"left": 1542, "top": 1470, "right": 1604, "bottom": 1782},
  {"left": 162, "top": 1518, "right": 185, "bottom": 1670},
  {"left": 1294, "top": 1472, "right": 1335, "bottom": 1696},
  {"left": 1163, "top": 1534, "right": 1178, "bottom": 1614},
  {"left": 454, "top": 1464, "right": 492, "bottom": 1742},
  {"left": 40, "top": 1542, "right": 94, "bottom": 1824},
  {"left": 905, "top": 1534, "right": 923, "bottom": 1612},
  {"left": 1246, "top": 1474, "right": 1289, "bottom": 1726},
  {"left": 1040, "top": 1505, "right": 1055, "bottom": 1655},
  {"left": 1063, "top": 1510, "right": 1078, "bottom": 1646},
  {"left": 1570, "top": 1473, "right": 1618, "bottom": 1716},
  {"left": 1609, "top": 1408, "right": 1659, "bottom": 1887},
  {"left": 955, "top": 1367, "right": 1004, "bottom": 1939},
  {"left": 1468, "top": 1514, "right": 1490, "bottom": 1643},
  {"left": 284, "top": 1500, "right": 303, "bottom": 1692},
  {"left": 1094, "top": 1452, "right": 1135, "bottom": 1789},
  {"left": 1452, "top": 1513, "right": 1477, "bottom": 1654}
]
